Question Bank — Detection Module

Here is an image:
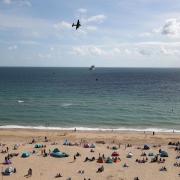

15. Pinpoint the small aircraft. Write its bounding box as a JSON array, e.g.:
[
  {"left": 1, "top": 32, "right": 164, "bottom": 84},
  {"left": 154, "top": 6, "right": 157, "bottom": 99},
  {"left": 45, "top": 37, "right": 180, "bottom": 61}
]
[{"left": 72, "top": 19, "right": 81, "bottom": 30}]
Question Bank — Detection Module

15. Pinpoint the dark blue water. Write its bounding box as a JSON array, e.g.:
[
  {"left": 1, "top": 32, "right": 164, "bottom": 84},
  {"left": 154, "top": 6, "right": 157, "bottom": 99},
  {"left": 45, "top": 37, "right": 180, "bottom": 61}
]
[{"left": 0, "top": 67, "right": 180, "bottom": 131}]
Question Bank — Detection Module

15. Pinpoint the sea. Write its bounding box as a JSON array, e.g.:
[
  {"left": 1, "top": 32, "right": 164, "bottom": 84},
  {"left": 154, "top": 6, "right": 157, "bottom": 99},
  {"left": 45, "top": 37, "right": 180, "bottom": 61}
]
[{"left": 0, "top": 67, "right": 180, "bottom": 132}]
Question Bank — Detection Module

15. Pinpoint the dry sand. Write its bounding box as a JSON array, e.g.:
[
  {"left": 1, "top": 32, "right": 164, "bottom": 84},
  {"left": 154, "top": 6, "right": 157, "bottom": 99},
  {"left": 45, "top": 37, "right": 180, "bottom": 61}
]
[{"left": 0, "top": 129, "right": 180, "bottom": 180}]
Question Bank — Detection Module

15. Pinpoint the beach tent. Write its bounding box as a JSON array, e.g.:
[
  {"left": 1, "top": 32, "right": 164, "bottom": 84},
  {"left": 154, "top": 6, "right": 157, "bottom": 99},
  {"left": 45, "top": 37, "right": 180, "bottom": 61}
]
[
  {"left": 143, "top": 144, "right": 150, "bottom": 150},
  {"left": 34, "top": 144, "right": 43, "bottom": 148},
  {"left": 50, "top": 148, "right": 69, "bottom": 158},
  {"left": 112, "top": 146, "right": 118, "bottom": 150},
  {"left": 53, "top": 148, "right": 60, "bottom": 153},
  {"left": 97, "top": 157, "right": 104, "bottom": 163},
  {"left": 106, "top": 157, "right": 113, "bottom": 163},
  {"left": 84, "top": 144, "right": 90, "bottom": 148},
  {"left": 126, "top": 152, "right": 133, "bottom": 158},
  {"left": 148, "top": 153, "right": 154, "bottom": 156},
  {"left": 3, "top": 167, "right": 14, "bottom": 176},
  {"left": 90, "top": 144, "right": 96, "bottom": 148},
  {"left": 21, "top": 152, "right": 30, "bottom": 158},
  {"left": 51, "top": 151, "right": 69, "bottom": 158},
  {"left": 114, "top": 158, "right": 121, "bottom": 163},
  {"left": 111, "top": 152, "right": 119, "bottom": 157},
  {"left": 160, "top": 151, "right": 168, "bottom": 157}
]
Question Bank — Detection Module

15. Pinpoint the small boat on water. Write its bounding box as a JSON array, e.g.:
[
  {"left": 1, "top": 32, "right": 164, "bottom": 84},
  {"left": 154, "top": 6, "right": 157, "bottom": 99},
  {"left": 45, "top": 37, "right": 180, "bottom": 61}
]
[{"left": 89, "top": 65, "right": 95, "bottom": 70}]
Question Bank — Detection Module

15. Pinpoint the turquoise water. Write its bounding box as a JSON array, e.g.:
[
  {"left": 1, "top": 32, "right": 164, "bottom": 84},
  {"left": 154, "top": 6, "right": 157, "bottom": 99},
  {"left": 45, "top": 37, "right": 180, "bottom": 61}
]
[{"left": 0, "top": 67, "right": 180, "bottom": 131}]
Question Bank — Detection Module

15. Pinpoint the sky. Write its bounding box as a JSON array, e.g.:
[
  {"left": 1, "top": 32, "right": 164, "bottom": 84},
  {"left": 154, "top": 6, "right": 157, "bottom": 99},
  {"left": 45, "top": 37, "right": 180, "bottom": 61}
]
[{"left": 1, "top": 0, "right": 180, "bottom": 67}]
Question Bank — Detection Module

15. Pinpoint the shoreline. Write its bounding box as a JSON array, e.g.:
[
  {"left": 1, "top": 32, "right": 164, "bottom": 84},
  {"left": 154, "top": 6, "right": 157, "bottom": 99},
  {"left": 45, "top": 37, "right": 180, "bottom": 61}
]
[
  {"left": 0, "top": 128, "right": 180, "bottom": 145},
  {"left": 0, "top": 125, "right": 178, "bottom": 133}
]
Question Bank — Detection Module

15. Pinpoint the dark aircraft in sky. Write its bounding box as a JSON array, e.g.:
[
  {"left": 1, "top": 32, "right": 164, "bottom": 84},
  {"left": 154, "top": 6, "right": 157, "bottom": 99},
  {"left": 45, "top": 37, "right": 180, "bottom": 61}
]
[{"left": 72, "top": 19, "right": 81, "bottom": 30}]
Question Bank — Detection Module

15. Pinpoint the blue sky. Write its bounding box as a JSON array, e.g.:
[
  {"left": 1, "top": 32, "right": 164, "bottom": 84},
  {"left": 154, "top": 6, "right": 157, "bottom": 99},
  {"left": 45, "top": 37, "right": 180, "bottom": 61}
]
[{"left": 1, "top": 0, "right": 180, "bottom": 67}]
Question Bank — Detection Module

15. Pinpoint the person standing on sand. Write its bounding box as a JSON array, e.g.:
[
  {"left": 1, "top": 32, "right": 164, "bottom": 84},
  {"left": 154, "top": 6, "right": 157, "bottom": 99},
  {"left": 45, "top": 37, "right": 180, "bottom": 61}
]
[
  {"left": 74, "top": 155, "right": 76, "bottom": 162},
  {"left": 153, "top": 131, "right": 155, "bottom": 136}
]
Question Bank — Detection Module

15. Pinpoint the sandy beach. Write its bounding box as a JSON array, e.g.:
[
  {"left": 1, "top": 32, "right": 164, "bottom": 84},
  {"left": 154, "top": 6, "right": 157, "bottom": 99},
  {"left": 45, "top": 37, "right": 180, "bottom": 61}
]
[{"left": 0, "top": 129, "right": 180, "bottom": 180}]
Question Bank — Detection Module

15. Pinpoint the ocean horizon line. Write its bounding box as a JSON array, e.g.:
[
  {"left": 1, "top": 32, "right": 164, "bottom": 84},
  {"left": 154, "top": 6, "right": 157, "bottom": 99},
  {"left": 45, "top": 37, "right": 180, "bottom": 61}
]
[{"left": 0, "top": 66, "right": 180, "bottom": 69}]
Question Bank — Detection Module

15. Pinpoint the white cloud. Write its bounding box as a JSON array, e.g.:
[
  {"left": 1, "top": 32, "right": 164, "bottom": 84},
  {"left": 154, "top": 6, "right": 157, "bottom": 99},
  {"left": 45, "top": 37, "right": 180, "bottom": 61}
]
[
  {"left": 138, "top": 49, "right": 152, "bottom": 56},
  {"left": 71, "top": 46, "right": 105, "bottom": 56},
  {"left": 139, "top": 32, "right": 152, "bottom": 37},
  {"left": 142, "top": 18, "right": 180, "bottom": 38},
  {"left": 71, "top": 47, "right": 86, "bottom": 56},
  {"left": 161, "top": 18, "right": 180, "bottom": 37},
  {"left": 2, "top": 0, "right": 32, "bottom": 7},
  {"left": 77, "top": 8, "right": 87, "bottom": 14},
  {"left": 86, "top": 25, "right": 97, "bottom": 31},
  {"left": 54, "top": 21, "right": 72, "bottom": 30},
  {"left": 71, "top": 41, "right": 180, "bottom": 58},
  {"left": 50, "top": 47, "right": 54, "bottom": 51},
  {"left": 88, "top": 46, "right": 105, "bottom": 56},
  {"left": 160, "top": 46, "right": 180, "bottom": 55},
  {"left": 8, "top": 45, "right": 18, "bottom": 50},
  {"left": 38, "top": 53, "right": 52, "bottom": 59},
  {"left": 0, "top": 13, "right": 51, "bottom": 30},
  {"left": 19, "top": 40, "right": 39, "bottom": 45},
  {"left": 86, "top": 14, "right": 106, "bottom": 23}
]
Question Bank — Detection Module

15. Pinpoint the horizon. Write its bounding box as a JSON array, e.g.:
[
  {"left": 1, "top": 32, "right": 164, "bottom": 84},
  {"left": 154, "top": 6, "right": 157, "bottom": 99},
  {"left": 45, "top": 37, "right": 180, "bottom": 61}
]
[
  {"left": 1, "top": 66, "right": 180, "bottom": 69},
  {"left": 1, "top": 0, "right": 180, "bottom": 67}
]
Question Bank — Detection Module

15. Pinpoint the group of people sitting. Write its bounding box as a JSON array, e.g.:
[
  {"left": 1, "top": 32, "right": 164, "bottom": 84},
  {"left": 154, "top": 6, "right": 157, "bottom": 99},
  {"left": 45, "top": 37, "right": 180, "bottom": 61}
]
[
  {"left": 160, "top": 166, "right": 167, "bottom": 171},
  {"left": 96, "top": 165, "right": 104, "bottom": 173},
  {"left": 1, "top": 146, "right": 9, "bottom": 153},
  {"left": 136, "top": 157, "right": 148, "bottom": 163},
  {"left": 84, "top": 156, "right": 95, "bottom": 162},
  {"left": 174, "top": 162, "right": 180, "bottom": 167},
  {"left": 55, "top": 173, "right": 63, "bottom": 178},
  {"left": 151, "top": 155, "right": 165, "bottom": 163}
]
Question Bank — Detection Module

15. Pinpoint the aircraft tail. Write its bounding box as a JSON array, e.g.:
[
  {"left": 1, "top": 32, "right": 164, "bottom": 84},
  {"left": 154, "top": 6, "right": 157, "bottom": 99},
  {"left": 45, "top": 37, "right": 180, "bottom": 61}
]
[{"left": 72, "top": 23, "right": 74, "bottom": 27}]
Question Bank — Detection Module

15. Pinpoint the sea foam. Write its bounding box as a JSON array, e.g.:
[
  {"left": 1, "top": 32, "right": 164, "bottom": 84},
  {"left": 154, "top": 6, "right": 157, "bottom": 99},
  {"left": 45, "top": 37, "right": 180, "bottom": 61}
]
[{"left": 0, "top": 125, "right": 179, "bottom": 133}]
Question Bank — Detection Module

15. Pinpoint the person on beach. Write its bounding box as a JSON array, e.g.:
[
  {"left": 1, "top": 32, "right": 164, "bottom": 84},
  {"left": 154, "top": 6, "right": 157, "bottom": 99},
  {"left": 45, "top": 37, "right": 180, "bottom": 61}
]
[
  {"left": 24, "top": 168, "right": 32, "bottom": 178},
  {"left": 55, "top": 173, "right": 62, "bottom": 178},
  {"left": 73, "top": 155, "right": 76, "bottom": 161},
  {"left": 45, "top": 136, "right": 48, "bottom": 142}
]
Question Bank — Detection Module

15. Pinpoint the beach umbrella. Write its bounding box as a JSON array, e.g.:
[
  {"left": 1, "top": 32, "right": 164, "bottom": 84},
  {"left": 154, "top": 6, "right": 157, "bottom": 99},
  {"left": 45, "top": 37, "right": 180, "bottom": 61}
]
[
  {"left": 90, "top": 144, "right": 96, "bottom": 148},
  {"left": 51, "top": 151, "right": 69, "bottom": 158},
  {"left": 84, "top": 144, "right": 90, "bottom": 148},
  {"left": 111, "top": 151, "right": 119, "bottom": 157},
  {"left": 112, "top": 146, "right": 118, "bottom": 150},
  {"left": 143, "top": 144, "right": 150, "bottom": 150},
  {"left": 160, "top": 151, "right": 168, "bottom": 157},
  {"left": 106, "top": 157, "right": 113, "bottom": 163},
  {"left": 53, "top": 148, "right": 60, "bottom": 153},
  {"left": 126, "top": 152, "right": 133, "bottom": 158},
  {"left": 34, "top": 144, "right": 43, "bottom": 148},
  {"left": 21, "top": 152, "right": 30, "bottom": 158},
  {"left": 3, "top": 167, "right": 14, "bottom": 176},
  {"left": 97, "top": 157, "right": 103, "bottom": 163}
]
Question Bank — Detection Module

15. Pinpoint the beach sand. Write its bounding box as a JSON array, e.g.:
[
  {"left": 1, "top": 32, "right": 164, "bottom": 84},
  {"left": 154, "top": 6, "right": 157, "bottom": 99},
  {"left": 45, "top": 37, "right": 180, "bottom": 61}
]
[{"left": 0, "top": 129, "right": 180, "bottom": 180}]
